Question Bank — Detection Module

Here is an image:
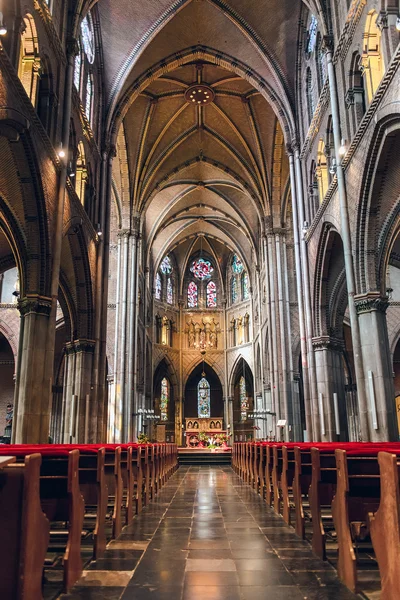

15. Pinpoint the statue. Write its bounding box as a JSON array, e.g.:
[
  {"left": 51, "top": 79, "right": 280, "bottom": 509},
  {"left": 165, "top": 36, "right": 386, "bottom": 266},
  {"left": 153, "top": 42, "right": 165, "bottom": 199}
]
[
  {"left": 187, "top": 319, "right": 195, "bottom": 347},
  {"left": 186, "top": 318, "right": 221, "bottom": 349}
]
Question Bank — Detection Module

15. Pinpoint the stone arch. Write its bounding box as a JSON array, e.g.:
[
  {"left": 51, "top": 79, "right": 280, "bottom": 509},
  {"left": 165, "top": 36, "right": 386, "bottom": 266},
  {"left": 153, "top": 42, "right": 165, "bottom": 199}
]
[
  {"left": 313, "top": 224, "right": 347, "bottom": 339},
  {"left": 18, "top": 13, "right": 41, "bottom": 106},
  {"left": 361, "top": 10, "right": 385, "bottom": 104},
  {"left": 63, "top": 223, "right": 95, "bottom": 340},
  {"left": 356, "top": 115, "right": 400, "bottom": 294}
]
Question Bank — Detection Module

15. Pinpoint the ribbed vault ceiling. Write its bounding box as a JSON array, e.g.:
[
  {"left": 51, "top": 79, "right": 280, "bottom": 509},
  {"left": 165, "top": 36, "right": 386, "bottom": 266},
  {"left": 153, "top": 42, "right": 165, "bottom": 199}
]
[{"left": 106, "top": 0, "right": 299, "bottom": 275}]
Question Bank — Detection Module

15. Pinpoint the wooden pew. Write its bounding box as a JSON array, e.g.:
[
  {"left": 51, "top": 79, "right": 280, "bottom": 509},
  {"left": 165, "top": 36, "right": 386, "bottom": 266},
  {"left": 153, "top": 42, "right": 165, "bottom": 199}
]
[
  {"left": 369, "top": 451, "right": 400, "bottom": 600},
  {"left": 1, "top": 446, "right": 85, "bottom": 592},
  {"left": 331, "top": 447, "right": 391, "bottom": 594},
  {"left": 0, "top": 454, "right": 49, "bottom": 600}
]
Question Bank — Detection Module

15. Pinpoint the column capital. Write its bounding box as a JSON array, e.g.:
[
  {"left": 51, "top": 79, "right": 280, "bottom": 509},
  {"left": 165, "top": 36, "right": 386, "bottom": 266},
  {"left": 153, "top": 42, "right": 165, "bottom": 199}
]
[
  {"left": 18, "top": 294, "right": 52, "bottom": 317},
  {"left": 312, "top": 335, "right": 344, "bottom": 351},
  {"left": 117, "top": 228, "right": 131, "bottom": 239},
  {"left": 321, "top": 35, "right": 334, "bottom": 54},
  {"left": 74, "top": 339, "right": 96, "bottom": 354},
  {"left": 354, "top": 292, "right": 389, "bottom": 315}
]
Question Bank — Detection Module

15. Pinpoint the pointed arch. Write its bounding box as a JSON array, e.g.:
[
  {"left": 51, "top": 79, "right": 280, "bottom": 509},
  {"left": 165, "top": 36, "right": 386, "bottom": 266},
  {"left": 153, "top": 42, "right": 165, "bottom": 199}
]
[{"left": 18, "top": 14, "right": 40, "bottom": 106}]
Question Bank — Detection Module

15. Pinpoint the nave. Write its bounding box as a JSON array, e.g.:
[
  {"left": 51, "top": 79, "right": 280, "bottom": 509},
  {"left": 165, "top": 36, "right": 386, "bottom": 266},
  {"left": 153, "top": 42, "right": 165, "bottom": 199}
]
[{"left": 60, "top": 466, "right": 356, "bottom": 600}]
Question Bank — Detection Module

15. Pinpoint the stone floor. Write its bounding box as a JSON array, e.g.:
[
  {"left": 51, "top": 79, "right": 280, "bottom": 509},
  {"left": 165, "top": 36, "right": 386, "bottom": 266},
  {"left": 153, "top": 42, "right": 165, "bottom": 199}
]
[{"left": 59, "top": 466, "right": 359, "bottom": 600}]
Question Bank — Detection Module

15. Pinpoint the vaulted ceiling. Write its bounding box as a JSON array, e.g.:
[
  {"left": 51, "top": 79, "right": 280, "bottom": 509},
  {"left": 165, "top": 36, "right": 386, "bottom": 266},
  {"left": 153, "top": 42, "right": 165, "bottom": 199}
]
[{"left": 104, "top": 0, "right": 307, "bottom": 276}]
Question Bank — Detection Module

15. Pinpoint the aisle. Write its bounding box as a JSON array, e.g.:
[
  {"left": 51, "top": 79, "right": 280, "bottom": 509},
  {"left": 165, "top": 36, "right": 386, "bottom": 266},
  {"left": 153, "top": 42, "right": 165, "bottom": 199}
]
[{"left": 61, "top": 467, "right": 357, "bottom": 600}]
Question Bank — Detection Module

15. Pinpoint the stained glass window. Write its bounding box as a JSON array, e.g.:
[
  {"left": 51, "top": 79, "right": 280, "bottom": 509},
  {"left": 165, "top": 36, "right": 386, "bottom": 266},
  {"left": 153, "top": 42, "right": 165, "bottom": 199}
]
[
  {"left": 85, "top": 74, "right": 93, "bottom": 123},
  {"left": 155, "top": 272, "right": 162, "bottom": 300},
  {"left": 74, "top": 43, "right": 81, "bottom": 91},
  {"left": 242, "top": 272, "right": 249, "bottom": 300},
  {"left": 81, "top": 15, "right": 95, "bottom": 64},
  {"left": 232, "top": 254, "right": 244, "bottom": 274},
  {"left": 161, "top": 256, "right": 172, "bottom": 274},
  {"left": 161, "top": 377, "right": 169, "bottom": 422},
  {"left": 240, "top": 376, "right": 247, "bottom": 421},
  {"left": 167, "top": 278, "right": 173, "bottom": 304},
  {"left": 190, "top": 258, "right": 214, "bottom": 280},
  {"left": 231, "top": 276, "right": 238, "bottom": 304},
  {"left": 319, "top": 48, "right": 327, "bottom": 87},
  {"left": 207, "top": 281, "right": 217, "bottom": 308},
  {"left": 307, "top": 15, "right": 318, "bottom": 54},
  {"left": 188, "top": 281, "right": 198, "bottom": 308},
  {"left": 198, "top": 378, "right": 210, "bottom": 418}
]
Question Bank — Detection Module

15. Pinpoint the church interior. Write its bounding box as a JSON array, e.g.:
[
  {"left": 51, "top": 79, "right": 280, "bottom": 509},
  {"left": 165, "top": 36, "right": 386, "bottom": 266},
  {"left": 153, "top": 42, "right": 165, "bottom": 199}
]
[{"left": 1, "top": 0, "right": 400, "bottom": 599}]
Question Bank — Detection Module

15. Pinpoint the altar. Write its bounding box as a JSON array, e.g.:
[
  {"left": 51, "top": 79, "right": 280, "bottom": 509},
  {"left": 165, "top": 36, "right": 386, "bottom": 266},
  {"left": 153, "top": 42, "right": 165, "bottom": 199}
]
[{"left": 185, "top": 417, "right": 227, "bottom": 447}]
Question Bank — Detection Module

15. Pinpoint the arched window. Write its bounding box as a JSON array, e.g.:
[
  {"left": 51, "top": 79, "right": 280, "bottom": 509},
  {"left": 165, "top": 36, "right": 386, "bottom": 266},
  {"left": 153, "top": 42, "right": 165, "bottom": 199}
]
[
  {"left": 316, "top": 139, "right": 329, "bottom": 202},
  {"left": 188, "top": 281, "right": 198, "bottom": 308},
  {"left": 160, "top": 378, "right": 169, "bottom": 422},
  {"left": 18, "top": 15, "right": 40, "bottom": 106},
  {"left": 155, "top": 272, "right": 162, "bottom": 300},
  {"left": 307, "top": 15, "right": 318, "bottom": 54},
  {"left": 167, "top": 278, "right": 173, "bottom": 305},
  {"left": 240, "top": 376, "right": 247, "bottom": 421},
  {"left": 85, "top": 74, "right": 93, "bottom": 124},
  {"left": 231, "top": 276, "right": 238, "bottom": 304},
  {"left": 306, "top": 68, "right": 314, "bottom": 124},
  {"left": 361, "top": 11, "right": 384, "bottom": 103},
  {"left": 232, "top": 254, "right": 244, "bottom": 274},
  {"left": 316, "top": 34, "right": 327, "bottom": 92},
  {"left": 75, "top": 141, "right": 87, "bottom": 204},
  {"left": 161, "top": 256, "right": 173, "bottom": 275},
  {"left": 242, "top": 272, "right": 249, "bottom": 300},
  {"left": 81, "top": 14, "right": 95, "bottom": 64},
  {"left": 198, "top": 377, "right": 210, "bottom": 418},
  {"left": 74, "top": 42, "right": 82, "bottom": 91},
  {"left": 207, "top": 281, "right": 217, "bottom": 308}
]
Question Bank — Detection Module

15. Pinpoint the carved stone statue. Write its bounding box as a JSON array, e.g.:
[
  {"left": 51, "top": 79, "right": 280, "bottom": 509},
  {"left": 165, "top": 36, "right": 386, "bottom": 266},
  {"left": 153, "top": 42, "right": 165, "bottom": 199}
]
[{"left": 186, "top": 318, "right": 221, "bottom": 349}]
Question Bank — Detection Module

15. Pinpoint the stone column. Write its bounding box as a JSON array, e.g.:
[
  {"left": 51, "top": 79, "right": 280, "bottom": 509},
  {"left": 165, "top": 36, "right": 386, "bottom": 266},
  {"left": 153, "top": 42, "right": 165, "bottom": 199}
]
[
  {"left": 74, "top": 339, "right": 95, "bottom": 442},
  {"left": 13, "top": 295, "right": 53, "bottom": 443},
  {"left": 275, "top": 229, "right": 291, "bottom": 441},
  {"left": 287, "top": 149, "right": 312, "bottom": 439},
  {"left": 61, "top": 339, "right": 95, "bottom": 442},
  {"left": 227, "top": 396, "right": 234, "bottom": 441},
  {"left": 126, "top": 222, "right": 140, "bottom": 441},
  {"left": 355, "top": 292, "right": 397, "bottom": 440},
  {"left": 312, "top": 336, "right": 346, "bottom": 441},
  {"left": 116, "top": 229, "right": 130, "bottom": 441},
  {"left": 265, "top": 223, "right": 280, "bottom": 424}
]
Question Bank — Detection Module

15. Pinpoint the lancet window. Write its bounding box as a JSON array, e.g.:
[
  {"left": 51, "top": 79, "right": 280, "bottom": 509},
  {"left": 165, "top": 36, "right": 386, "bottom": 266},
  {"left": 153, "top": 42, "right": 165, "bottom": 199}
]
[
  {"left": 207, "top": 281, "right": 217, "bottom": 308},
  {"left": 155, "top": 255, "right": 175, "bottom": 305},
  {"left": 186, "top": 256, "right": 217, "bottom": 308},
  {"left": 167, "top": 278, "right": 173, "bottom": 305},
  {"left": 240, "top": 376, "right": 247, "bottom": 421},
  {"left": 160, "top": 378, "right": 169, "bottom": 422},
  {"left": 198, "top": 378, "right": 211, "bottom": 418},
  {"left": 188, "top": 281, "right": 198, "bottom": 308},
  {"left": 155, "top": 272, "right": 162, "bottom": 300},
  {"left": 230, "top": 254, "right": 249, "bottom": 304}
]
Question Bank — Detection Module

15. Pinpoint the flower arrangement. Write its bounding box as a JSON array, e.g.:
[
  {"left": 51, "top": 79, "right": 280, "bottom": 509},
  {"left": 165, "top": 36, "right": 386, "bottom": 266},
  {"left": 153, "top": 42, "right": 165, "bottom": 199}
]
[{"left": 138, "top": 432, "right": 149, "bottom": 444}]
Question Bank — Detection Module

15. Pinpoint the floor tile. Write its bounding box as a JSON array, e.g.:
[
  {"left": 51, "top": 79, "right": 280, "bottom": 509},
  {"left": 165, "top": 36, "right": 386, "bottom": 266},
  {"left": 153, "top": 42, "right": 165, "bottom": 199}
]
[
  {"left": 186, "top": 558, "right": 236, "bottom": 572},
  {"left": 182, "top": 585, "right": 241, "bottom": 600},
  {"left": 59, "top": 587, "right": 124, "bottom": 599}
]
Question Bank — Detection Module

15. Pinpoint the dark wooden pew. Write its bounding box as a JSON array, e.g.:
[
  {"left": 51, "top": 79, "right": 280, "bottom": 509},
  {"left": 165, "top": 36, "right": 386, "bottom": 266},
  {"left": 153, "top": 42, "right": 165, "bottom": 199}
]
[
  {"left": 369, "top": 450, "right": 400, "bottom": 600},
  {"left": 331, "top": 447, "right": 400, "bottom": 594},
  {"left": 0, "top": 454, "right": 49, "bottom": 600},
  {"left": 0, "top": 446, "right": 85, "bottom": 592}
]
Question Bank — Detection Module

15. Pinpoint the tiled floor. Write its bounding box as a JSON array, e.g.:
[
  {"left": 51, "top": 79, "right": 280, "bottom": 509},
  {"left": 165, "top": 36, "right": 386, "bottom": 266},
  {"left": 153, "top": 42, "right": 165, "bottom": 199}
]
[{"left": 59, "top": 466, "right": 359, "bottom": 600}]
